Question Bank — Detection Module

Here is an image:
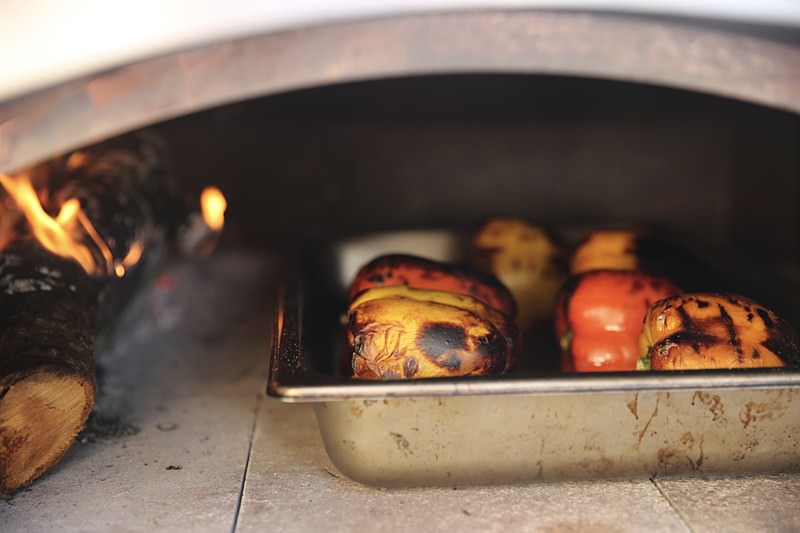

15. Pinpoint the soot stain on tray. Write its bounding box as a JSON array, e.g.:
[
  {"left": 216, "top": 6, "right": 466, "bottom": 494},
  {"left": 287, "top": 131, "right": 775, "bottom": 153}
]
[
  {"left": 636, "top": 397, "right": 661, "bottom": 447},
  {"left": 626, "top": 392, "right": 639, "bottom": 419},
  {"left": 691, "top": 391, "right": 726, "bottom": 422},
  {"left": 389, "top": 432, "right": 412, "bottom": 456},
  {"left": 739, "top": 390, "right": 790, "bottom": 429}
]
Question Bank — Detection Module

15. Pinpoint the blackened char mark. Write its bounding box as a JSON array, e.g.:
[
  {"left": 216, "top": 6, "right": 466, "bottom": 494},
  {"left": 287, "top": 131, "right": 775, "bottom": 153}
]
[
  {"left": 476, "top": 331, "right": 507, "bottom": 373},
  {"left": 761, "top": 317, "right": 800, "bottom": 367},
  {"left": 366, "top": 274, "right": 384, "bottom": 284},
  {"left": 655, "top": 330, "right": 718, "bottom": 357},
  {"left": 718, "top": 303, "right": 744, "bottom": 360},
  {"left": 676, "top": 304, "right": 695, "bottom": 330},
  {"left": 352, "top": 334, "right": 365, "bottom": 356},
  {"left": 440, "top": 354, "right": 462, "bottom": 370},
  {"left": 416, "top": 322, "right": 467, "bottom": 370},
  {"left": 672, "top": 304, "right": 717, "bottom": 353},
  {"left": 417, "top": 323, "right": 467, "bottom": 355},
  {"left": 757, "top": 308, "right": 775, "bottom": 329},
  {"left": 676, "top": 304, "right": 693, "bottom": 327}
]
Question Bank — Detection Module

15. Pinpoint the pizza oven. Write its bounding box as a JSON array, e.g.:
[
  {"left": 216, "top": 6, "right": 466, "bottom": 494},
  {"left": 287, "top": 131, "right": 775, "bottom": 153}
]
[{"left": 1, "top": 8, "right": 800, "bottom": 531}]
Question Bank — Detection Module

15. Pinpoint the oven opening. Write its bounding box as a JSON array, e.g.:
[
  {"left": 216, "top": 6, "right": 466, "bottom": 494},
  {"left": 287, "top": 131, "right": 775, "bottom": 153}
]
[
  {"left": 156, "top": 74, "right": 800, "bottom": 265},
  {"left": 2, "top": 72, "right": 800, "bottom": 498}
]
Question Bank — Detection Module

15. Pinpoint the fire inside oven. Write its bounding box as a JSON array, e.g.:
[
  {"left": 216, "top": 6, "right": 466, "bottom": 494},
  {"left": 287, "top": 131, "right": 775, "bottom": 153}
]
[{"left": 1, "top": 72, "right": 799, "bottom": 493}]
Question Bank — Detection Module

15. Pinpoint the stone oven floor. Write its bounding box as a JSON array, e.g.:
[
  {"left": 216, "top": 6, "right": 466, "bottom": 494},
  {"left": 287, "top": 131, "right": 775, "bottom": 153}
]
[{"left": 1, "top": 251, "right": 798, "bottom": 532}]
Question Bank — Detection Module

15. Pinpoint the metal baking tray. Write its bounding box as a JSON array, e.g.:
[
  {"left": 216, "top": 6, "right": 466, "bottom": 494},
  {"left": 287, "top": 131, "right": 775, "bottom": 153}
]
[{"left": 268, "top": 230, "right": 800, "bottom": 486}]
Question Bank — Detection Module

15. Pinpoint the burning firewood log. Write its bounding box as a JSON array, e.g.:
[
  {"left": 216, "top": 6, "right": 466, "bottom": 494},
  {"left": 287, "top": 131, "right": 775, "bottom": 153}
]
[
  {"left": 0, "top": 242, "right": 97, "bottom": 496},
  {"left": 0, "top": 132, "right": 225, "bottom": 496}
]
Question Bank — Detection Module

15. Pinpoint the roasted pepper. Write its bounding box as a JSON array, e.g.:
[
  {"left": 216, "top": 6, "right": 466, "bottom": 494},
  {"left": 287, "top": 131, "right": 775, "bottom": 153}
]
[
  {"left": 349, "top": 285, "right": 517, "bottom": 353},
  {"left": 556, "top": 270, "right": 681, "bottom": 372},
  {"left": 638, "top": 293, "right": 800, "bottom": 370},
  {"left": 471, "top": 217, "right": 567, "bottom": 329},
  {"left": 348, "top": 254, "right": 516, "bottom": 317},
  {"left": 348, "top": 296, "right": 512, "bottom": 379},
  {"left": 571, "top": 229, "right": 640, "bottom": 274}
]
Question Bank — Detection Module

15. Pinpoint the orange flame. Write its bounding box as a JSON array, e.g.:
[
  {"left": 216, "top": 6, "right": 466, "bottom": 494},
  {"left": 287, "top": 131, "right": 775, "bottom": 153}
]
[
  {"left": 0, "top": 172, "right": 143, "bottom": 277},
  {"left": 201, "top": 186, "right": 226, "bottom": 231}
]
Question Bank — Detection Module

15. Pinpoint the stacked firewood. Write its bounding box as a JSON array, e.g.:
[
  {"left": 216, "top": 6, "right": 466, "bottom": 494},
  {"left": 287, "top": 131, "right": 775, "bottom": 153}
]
[{"left": 0, "top": 132, "right": 222, "bottom": 496}]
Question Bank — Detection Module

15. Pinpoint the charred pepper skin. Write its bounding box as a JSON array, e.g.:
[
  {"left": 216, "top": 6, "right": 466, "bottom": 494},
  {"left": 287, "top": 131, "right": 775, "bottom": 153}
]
[
  {"left": 348, "top": 296, "right": 512, "bottom": 380},
  {"left": 349, "top": 285, "right": 518, "bottom": 356},
  {"left": 555, "top": 270, "right": 681, "bottom": 372},
  {"left": 348, "top": 254, "right": 516, "bottom": 318},
  {"left": 639, "top": 293, "right": 800, "bottom": 370},
  {"left": 470, "top": 217, "right": 567, "bottom": 330}
]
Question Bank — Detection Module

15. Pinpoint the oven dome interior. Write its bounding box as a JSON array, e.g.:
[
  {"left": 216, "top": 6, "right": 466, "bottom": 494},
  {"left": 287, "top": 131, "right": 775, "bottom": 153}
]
[{"left": 147, "top": 74, "right": 800, "bottom": 266}]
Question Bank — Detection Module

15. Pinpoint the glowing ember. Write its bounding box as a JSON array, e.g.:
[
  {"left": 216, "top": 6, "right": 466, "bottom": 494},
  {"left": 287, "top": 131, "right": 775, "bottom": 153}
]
[
  {"left": 0, "top": 172, "right": 143, "bottom": 277},
  {"left": 200, "top": 186, "right": 226, "bottom": 231}
]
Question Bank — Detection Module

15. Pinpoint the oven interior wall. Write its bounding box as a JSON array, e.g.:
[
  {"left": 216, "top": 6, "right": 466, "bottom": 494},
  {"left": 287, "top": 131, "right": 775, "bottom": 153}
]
[{"left": 152, "top": 75, "right": 800, "bottom": 263}]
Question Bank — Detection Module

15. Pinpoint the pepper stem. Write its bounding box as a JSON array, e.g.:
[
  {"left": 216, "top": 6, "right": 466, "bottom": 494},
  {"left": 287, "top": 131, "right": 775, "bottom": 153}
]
[{"left": 559, "top": 329, "right": 573, "bottom": 352}]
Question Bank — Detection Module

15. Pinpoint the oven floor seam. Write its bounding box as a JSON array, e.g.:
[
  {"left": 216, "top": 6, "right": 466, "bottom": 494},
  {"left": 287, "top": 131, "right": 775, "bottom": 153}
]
[
  {"left": 650, "top": 477, "right": 696, "bottom": 533},
  {"left": 231, "top": 392, "right": 264, "bottom": 533}
]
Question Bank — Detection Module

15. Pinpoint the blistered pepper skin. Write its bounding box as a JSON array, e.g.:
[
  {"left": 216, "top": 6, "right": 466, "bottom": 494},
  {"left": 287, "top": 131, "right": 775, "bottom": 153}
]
[
  {"left": 349, "top": 285, "right": 518, "bottom": 354},
  {"left": 348, "top": 296, "right": 512, "bottom": 380},
  {"left": 348, "top": 254, "right": 516, "bottom": 317},
  {"left": 555, "top": 270, "right": 681, "bottom": 372},
  {"left": 639, "top": 293, "right": 800, "bottom": 370}
]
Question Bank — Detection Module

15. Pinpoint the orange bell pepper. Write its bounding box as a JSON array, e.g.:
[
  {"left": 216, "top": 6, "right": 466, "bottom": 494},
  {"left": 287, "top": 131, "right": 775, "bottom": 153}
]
[{"left": 555, "top": 270, "right": 681, "bottom": 372}]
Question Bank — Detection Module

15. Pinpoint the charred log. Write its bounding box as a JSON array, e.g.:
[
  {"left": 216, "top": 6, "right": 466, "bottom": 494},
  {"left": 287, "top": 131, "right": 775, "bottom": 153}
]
[
  {"left": 0, "top": 242, "right": 96, "bottom": 496},
  {"left": 0, "top": 131, "right": 213, "bottom": 496}
]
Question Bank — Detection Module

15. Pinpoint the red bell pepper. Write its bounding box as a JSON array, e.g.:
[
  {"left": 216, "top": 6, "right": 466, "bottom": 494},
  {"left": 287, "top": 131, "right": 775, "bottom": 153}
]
[{"left": 555, "top": 270, "right": 681, "bottom": 372}]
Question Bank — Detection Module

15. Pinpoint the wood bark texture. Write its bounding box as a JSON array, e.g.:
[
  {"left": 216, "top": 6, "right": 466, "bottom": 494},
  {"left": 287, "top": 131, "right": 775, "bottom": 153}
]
[{"left": 0, "top": 243, "right": 96, "bottom": 496}]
